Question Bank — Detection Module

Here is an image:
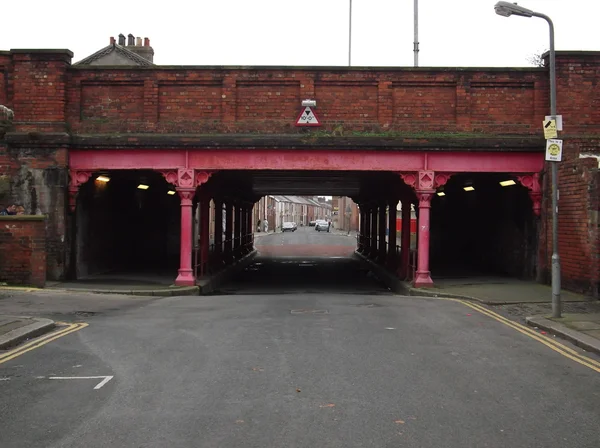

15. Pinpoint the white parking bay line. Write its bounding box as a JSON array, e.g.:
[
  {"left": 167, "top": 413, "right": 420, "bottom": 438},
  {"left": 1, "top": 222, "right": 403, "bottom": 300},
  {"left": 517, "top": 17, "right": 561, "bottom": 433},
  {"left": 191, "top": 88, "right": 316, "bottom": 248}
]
[{"left": 48, "top": 375, "right": 114, "bottom": 390}]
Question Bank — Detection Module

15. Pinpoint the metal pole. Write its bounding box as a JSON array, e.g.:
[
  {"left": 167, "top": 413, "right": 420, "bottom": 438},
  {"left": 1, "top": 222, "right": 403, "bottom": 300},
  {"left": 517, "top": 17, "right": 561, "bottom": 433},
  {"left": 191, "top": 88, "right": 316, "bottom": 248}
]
[
  {"left": 413, "top": 0, "right": 419, "bottom": 66},
  {"left": 535, "top": 12, "right": 561, "bottom": 318},
  {"left": 349, "top": 0, "right": 352, "bottom": 66}
]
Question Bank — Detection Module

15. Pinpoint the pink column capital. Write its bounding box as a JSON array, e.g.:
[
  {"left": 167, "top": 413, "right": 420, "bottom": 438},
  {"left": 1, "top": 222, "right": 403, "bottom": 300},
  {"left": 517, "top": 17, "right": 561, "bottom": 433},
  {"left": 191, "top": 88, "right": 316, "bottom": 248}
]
[
  {"left": 516, "top": 173, "right": 542, "bottom": 217},
  {"left": 68, "top": 170, "right": 93, "bottom": 212}
]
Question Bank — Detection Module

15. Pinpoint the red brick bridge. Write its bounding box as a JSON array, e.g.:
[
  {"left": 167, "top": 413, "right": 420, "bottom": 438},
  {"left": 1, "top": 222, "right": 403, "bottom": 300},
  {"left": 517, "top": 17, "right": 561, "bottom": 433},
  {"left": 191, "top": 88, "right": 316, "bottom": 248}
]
[{"left": 0, "top": 48, "right": 598, "bottom": 294}]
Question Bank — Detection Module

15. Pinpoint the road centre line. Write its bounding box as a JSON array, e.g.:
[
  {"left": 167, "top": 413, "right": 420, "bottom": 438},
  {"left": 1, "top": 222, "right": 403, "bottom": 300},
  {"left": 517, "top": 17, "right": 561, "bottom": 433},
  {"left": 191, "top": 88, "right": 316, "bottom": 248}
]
[
  {"left": 0, "top": 322, "right": 88, "bottom": 365},
  {"left": 418, "top": 295, "right": 600, "bottom": 374}
]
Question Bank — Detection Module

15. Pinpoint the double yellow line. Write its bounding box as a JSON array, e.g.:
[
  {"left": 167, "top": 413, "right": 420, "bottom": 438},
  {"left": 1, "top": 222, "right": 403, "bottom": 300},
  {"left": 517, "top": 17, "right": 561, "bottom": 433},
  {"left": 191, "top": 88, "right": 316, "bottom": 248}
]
[
  {"left": 449, "top": 298, "right": 600, "bottom": 373},
  {"left": 0, "top": 322, "right": 88, "bottom": 365}
]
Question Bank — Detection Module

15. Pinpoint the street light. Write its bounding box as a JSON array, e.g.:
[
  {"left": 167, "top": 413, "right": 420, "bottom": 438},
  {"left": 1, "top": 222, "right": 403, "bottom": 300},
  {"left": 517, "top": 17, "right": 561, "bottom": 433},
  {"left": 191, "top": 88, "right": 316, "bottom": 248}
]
[{"left": 494, "top": 1, "right": 561, "bottom": 318}]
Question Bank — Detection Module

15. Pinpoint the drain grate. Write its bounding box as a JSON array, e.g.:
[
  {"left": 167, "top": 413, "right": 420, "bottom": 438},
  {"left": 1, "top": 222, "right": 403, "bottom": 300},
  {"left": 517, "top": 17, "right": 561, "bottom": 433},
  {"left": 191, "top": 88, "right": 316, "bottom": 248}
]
[{"left": 290, "top": 309, "right": 329, "bottom": 315}]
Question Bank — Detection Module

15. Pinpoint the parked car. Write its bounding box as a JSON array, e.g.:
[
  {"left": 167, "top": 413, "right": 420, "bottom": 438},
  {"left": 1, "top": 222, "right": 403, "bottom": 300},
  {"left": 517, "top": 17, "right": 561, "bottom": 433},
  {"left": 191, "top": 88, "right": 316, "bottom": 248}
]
[
  {"left": 315, "top": 220, "right": 329, "bottom": 232},
  {"left": 291, "top": 222, "right": 298, "bottom": 231},
  {"left": 309, "top": 220, "right": 316, "bottom": 227},
  {"left": 282, "top": 222, "right": 296, "bottom": 232}
]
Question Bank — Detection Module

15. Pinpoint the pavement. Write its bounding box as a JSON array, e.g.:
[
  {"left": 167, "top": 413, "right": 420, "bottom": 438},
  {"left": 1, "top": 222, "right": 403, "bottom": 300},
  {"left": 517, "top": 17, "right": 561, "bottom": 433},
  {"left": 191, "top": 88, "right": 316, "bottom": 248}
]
[
  {"left": 0, "top": 315, "right": 55, "bottom": 349},
  {"left": 1, "top": 227, "right": 600, "bottom": 446}
]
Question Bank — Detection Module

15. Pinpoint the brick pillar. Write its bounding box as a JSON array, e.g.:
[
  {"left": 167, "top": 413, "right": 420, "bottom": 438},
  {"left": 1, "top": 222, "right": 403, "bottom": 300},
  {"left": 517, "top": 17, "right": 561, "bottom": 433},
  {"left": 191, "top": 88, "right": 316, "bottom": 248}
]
[
  {"left": 388, "top": 199, "right": 398, "bottom": 266},
  {"left": 10, "top": 49, "right": 73, "bottom": 132},
  {"left": 378, "top": 204, "right": 387, "bottom": 262}
]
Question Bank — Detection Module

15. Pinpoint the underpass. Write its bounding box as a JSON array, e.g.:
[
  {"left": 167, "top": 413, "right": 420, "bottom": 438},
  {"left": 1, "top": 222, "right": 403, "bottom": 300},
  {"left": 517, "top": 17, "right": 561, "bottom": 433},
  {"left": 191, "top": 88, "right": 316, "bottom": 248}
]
[{"left": 215, "top": 226, "right": 391, "bottom": 295}]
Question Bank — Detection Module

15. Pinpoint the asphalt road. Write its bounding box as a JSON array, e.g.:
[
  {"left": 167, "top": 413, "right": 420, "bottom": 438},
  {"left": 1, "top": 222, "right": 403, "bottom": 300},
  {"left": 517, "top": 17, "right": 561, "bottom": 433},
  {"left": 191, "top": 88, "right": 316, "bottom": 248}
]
[{"left": 1, "top": 228, "right": 599, "bottom": 447}]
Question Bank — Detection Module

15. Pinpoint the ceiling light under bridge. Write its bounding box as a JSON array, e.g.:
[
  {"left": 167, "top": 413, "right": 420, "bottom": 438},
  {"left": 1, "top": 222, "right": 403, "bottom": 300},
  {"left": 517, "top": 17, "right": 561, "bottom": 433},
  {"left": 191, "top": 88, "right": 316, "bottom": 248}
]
[
  {"left": 96, "top": 175, "right": 110, "bottom": 182},
  {"left": 500, "top": 180, "right": 516, "bottom": 187},
  {"left": 437, "top": 191, "right": 445, "bottom": 197},
  {"left": 463, "top": 186, "right": 475, "bottom": 192},
  {"left": 167, "top": 190, "right": 176, "bottom": 195},
  {"left": 137, "top": 184, "right": 149, "bottom": 190}
]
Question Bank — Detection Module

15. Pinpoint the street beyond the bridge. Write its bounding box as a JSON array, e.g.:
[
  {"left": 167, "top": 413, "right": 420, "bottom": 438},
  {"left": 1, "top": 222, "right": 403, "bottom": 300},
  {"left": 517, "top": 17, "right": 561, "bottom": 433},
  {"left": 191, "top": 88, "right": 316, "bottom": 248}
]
[{"left": 0, "top": 229, "right": 599, "bottom": 447}]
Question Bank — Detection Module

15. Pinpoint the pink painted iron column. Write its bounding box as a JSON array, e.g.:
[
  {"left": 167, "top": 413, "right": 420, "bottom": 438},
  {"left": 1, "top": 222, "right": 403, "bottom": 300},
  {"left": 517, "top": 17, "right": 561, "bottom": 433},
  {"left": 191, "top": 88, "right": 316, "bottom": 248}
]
[
  {"left": 378, "top": 204, "right": 387, "bottom": 262},
  {"left": 400, "top": 199, "right": 412, "bottom": 279},
  {"left": 370, "top": 206, "right": 378, "bottom": 259},
  {"left": 387, "top": 198, "right": 398, "bottom": 266},
  {"left": 414, "top": 191, "right": 434, "bottom": 287},
  {"left": 175, "top": 188, "right": 196, "bottom": 286},
  {"left": 198, "top": 193, "right": 210, "bottom": 278}
]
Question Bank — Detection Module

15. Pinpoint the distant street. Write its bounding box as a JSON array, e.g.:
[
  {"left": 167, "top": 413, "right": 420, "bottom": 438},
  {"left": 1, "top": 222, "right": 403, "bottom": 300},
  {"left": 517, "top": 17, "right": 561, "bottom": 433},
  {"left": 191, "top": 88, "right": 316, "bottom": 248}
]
[{"left": 1, "top": 227, "right": 599, "bottom": 447}]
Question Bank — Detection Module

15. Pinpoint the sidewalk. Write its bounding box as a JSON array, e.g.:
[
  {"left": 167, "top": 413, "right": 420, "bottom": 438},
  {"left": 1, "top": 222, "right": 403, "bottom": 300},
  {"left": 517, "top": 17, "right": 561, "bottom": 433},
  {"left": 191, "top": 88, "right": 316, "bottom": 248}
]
[
  {"left": 526, "top": 313, "right": 600, "bottom": 356},
  {"left": 408, "top": 277, "right": 592, "bottom": 305},
  {"left": 0, "top": 315, "right": 55, "bottom": 350}
]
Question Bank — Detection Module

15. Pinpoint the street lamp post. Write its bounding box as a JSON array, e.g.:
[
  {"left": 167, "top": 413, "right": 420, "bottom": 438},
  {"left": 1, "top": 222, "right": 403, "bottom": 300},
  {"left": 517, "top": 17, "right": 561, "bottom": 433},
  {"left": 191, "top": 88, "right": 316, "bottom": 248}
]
[
  {"left": 349, "top": 0, "right": 352, "bottom": 66},
  {"left": 494, "top": 1, "right": 561, "bottom": 317}
]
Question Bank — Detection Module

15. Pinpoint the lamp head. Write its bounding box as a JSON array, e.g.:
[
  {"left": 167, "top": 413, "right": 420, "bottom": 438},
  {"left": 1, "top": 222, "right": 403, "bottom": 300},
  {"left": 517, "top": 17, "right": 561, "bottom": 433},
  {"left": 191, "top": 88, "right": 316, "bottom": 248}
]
[{"left": 494, "top": 1, "right": 534, "bottom": 18}]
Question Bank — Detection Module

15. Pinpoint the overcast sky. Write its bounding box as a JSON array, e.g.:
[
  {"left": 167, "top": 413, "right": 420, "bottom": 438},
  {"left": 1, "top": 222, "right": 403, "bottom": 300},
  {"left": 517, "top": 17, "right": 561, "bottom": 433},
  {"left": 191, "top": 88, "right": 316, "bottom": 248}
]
[{"left": 2, "top": 0, "right": 597, "bottom": 67}]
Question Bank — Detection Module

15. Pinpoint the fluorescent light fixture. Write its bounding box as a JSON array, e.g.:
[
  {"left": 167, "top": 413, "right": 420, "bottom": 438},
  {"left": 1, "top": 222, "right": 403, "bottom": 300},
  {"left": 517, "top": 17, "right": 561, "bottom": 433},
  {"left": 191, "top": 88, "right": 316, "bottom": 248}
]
[
  {"left": 137, "top": 184, "right": 149, "bottom": 190},
  {"left": 463, "top": 186, "right": 475, "bottom": 192},
  {"left": 96, "top": 175, "right": 110, "bottom": 182},
  {"left": 167, "top": 190, "right": 176, "bottom": 195},
  {"left": 437, "top": 191, "right": 446, "bottom": 197},
  {"left": 500, "top": 180, "right": 516, "bottom": 187}
]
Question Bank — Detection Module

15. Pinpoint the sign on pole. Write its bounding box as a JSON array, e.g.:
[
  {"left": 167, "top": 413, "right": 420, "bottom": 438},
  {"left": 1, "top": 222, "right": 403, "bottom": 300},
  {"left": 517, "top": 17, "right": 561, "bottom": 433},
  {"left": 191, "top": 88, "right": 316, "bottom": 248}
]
[
  {"left": 545, "top": 115, "right": 563, "bottom": 131},
  {"left": 545, "top": 139, "right": 563, "bottom": 162},
  {"left": 543, "top": 119, "right": 558, "bottom": 139},
  {"left": 295, "top": 106, "right": 321, "bottom": 127}
]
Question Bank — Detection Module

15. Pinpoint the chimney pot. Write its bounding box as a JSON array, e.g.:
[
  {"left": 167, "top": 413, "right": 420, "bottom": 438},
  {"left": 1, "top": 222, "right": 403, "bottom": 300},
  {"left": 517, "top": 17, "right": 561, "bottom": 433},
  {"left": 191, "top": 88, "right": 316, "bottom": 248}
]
[
  {"left": 118, "top": 33, "right": 126, "bottom": 46},
  {"left": 127, "top": 34, "right": 135, "bottom": 46},
  {"left": 110, "top": 36, "right": 115, "bottom": 45},
  {"left": 136, "top": 37, "right": 142, "bottom": 46},
  {"left": 144, "top": 37, "right": 150, "bottom": 47}
]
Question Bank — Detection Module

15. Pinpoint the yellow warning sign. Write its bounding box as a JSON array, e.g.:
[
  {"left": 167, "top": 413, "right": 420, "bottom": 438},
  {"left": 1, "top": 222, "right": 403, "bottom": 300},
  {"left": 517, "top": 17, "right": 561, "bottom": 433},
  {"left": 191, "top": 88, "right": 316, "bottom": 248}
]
[{"left": 543, "top": 119, "right": 557, "bottom": 139}]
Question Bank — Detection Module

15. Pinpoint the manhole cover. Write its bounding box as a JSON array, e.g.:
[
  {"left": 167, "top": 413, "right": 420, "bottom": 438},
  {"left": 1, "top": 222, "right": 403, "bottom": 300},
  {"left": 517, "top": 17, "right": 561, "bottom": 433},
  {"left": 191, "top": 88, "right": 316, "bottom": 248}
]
[
  {"left": 74, "top": 311, "right": 97, "bottom": 317},
  {"left": 290, "top": 309, "right": 329, "bottom": 315}
]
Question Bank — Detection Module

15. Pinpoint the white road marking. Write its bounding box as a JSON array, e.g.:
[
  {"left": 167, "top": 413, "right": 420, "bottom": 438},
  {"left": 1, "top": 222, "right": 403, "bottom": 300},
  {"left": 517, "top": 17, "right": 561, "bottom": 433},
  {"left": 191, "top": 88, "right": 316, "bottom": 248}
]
[{"left": 48, "top": 375, "right": 114, "bottom": 390}]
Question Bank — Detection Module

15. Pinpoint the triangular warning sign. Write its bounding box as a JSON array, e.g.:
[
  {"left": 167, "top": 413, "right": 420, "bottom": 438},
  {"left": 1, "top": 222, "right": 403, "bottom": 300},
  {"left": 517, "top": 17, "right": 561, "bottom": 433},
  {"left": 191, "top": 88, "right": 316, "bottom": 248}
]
[{"left": 295, "top": 106, "right": 321, "bottom": 127}]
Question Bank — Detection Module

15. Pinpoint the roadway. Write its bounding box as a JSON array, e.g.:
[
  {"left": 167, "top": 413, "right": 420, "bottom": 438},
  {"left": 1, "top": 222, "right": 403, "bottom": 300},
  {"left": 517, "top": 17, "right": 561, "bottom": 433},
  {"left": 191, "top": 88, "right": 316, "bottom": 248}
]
[{"left": 0, "top": 227, "right": 599, "bottom": 447}]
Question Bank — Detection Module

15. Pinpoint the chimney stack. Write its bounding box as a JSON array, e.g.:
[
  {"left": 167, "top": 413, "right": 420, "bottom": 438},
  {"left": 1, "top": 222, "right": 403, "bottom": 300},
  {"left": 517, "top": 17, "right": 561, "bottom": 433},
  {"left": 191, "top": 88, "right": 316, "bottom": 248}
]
[
  {"left": 126, "top": 35, "right": 155, "bottom": 63},
  {"left": 110, "top": 36, "right": 115, "bottom": 45},
  {"left": 127, "top": 34, "right": 135, "bottom": 46},
  {"left": 118, "top": 34, "right": 125, "bottom": 46}
]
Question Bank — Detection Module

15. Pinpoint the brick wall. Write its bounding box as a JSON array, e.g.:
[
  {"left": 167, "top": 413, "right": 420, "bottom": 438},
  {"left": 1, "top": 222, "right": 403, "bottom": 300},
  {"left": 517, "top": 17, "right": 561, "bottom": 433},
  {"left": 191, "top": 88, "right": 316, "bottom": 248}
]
[
  {"left": 64, "top": 67, "right": 547, "bottom": 135},
  {"left": 0, "top": 216, "right": 46, "bottom": 287},
  {"left": 534, "top": 53, "right": 600, "bottom": 296}
]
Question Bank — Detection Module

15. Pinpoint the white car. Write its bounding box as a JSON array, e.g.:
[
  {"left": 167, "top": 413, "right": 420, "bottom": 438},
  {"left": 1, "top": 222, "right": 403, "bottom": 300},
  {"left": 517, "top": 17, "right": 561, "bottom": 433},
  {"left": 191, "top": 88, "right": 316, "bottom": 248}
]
[
  {"left": 282, "top": 222, "right": 297, "bottom": 232},
  {"left": 315, "top": 220, "right": 329, "bottom": 232}
]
